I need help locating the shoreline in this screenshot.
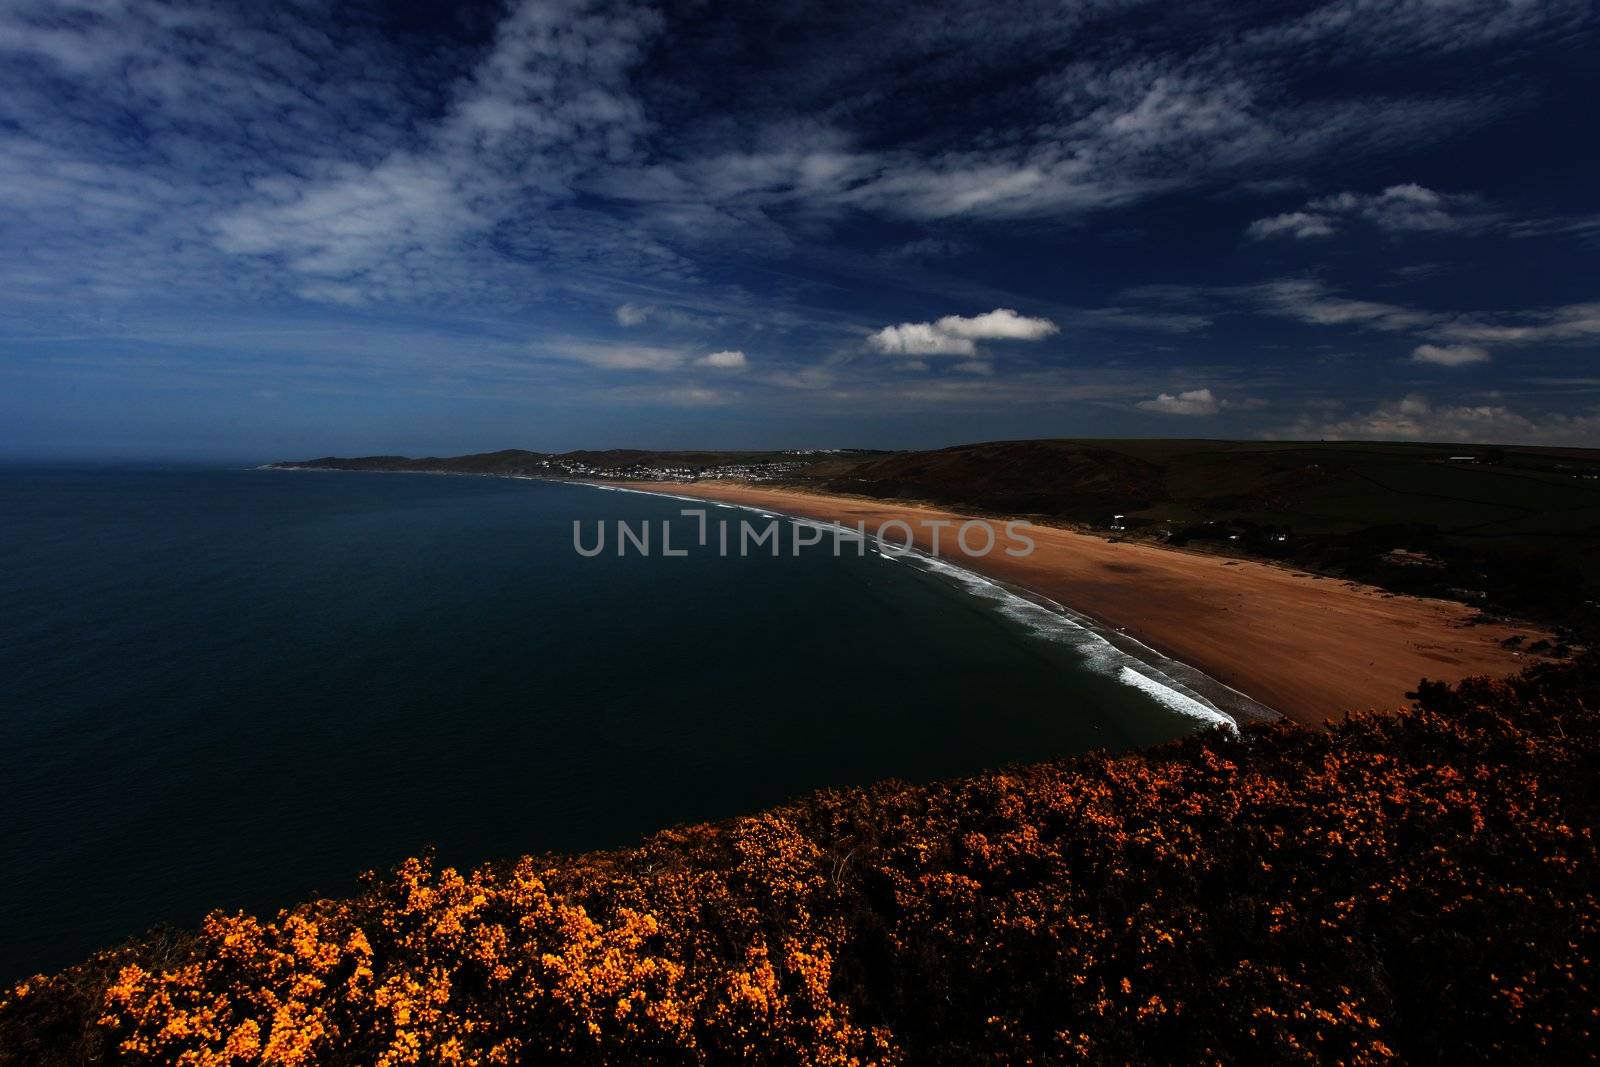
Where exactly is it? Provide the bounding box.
[606,480,1547,727]
[263,465,1549,727]
[587,479,1271,730]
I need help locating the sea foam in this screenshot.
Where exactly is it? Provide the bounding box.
[889,550,1239,731]
[576,483,1251,730]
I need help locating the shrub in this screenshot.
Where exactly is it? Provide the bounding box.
[4,659,1597,1064]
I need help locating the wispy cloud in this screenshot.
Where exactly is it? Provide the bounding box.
[1248,212,1338,240]
[0,0,1581,316]
[615,303,650,326]
[1280,394,1600,446]
[542,341,688,372]
[1431,304,1600,346]
[1249,280,1440,331]
[1412,343,1490,367]
[1308,184,1481,232]
[1249,183,1491,239]
[695,350,747,369]
[0,0,1594,452]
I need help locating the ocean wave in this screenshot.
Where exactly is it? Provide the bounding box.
[574,482,1245,730]
[892,551,1238,731]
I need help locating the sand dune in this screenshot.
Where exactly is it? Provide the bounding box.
[616,481,1546,727]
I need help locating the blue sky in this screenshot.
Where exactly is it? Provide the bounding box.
[2,0,1598,459]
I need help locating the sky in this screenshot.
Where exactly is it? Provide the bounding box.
[2,0,1598,460]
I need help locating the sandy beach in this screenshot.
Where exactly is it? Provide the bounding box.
[616,481,1547,727]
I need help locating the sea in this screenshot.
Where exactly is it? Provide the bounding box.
[0,465,1237,981]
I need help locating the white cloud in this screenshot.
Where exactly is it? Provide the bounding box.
[868,321,976,356]
[606,302,727,330]
[0,0,1577,342]
[1251,183,1487,240]
[1506,213,1600,241]
[587,0,1582,228]
[838,65,1509,222]
[0,0,1587,441]
[1247,212,1336,240]
[1411,343,1490,366]
[1241,284,1600,355]
[695,349,747,368]
[868,307,1058,356]
[198,0,665,303]
[582,2,1551,230]
[934,308,1060,341]
[1244,0,1588,54]
[600,384,730,407]
[1137,387,1222,415]
[1432,303,1600,345]
[540,342,748,373]
[1127,284,1600,387]
[545,342,686,371]
[1307,183,1471,232]
[1283,394,1600,446]
[1251,280,1440,331]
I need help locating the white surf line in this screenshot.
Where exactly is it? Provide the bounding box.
[272,471,1269,727]
[574,481,1268,731]
[919,561,1276,726]
[889,549,1239,731]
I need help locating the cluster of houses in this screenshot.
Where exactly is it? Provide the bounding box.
[533,456,807,483]
[689,462,806,481]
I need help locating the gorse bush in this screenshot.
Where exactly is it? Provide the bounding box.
[3,659,1597,1064]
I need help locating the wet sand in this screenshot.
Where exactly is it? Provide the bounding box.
[615,481,1546,727]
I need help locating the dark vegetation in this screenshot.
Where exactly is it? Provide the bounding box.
[813,440,1600,634]
[274,438,1600,634]
[815,439,1166,518]
[4,657,1598,1064]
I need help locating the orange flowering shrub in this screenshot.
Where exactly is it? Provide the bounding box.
[3,658,1597,1064]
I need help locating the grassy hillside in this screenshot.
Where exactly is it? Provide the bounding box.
[4,658,1596,1065]
[808,439,1600,632]
[815,439,1600,570]
[814,439,1169,518]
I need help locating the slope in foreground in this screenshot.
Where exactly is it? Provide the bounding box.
[2,660,1597,1064]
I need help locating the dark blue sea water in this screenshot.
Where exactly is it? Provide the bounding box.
[0,467,1230,981]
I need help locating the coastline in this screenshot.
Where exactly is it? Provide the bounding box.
[589,479,1269,730]
[263,464,1550,727]
[607,480,1547,727]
